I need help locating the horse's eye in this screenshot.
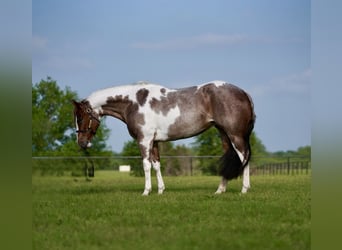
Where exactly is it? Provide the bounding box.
[86,108,91,113]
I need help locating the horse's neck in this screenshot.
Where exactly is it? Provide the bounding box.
[87,86,136,123]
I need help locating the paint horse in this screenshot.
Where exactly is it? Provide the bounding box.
[73,81,255,195]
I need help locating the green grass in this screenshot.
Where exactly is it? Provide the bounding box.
[32,172,310,250]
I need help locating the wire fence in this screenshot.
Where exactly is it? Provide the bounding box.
[32,155,311,177]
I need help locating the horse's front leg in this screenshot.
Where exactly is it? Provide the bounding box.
[139,138,154,196]
[142,158,152,196]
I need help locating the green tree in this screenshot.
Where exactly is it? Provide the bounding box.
[158,142,193,176]
[250,132,267,156]
[191,127,222,175]
[192,127,222,156]
[120,140,140,175]
[162,144,194,176]
[296,146,311,157]
[249,131,268,165]
[270,146,311,164]
[32,77,111,156]
[121,140,141,157]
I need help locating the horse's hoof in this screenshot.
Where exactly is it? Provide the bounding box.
[142,189,151,196]
[158,187,165,195]
[215,187,226,194]
[241,186,250,194]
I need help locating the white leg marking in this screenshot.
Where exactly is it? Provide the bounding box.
[231,142,251,194]
[241,164,250,194]
[215,177,227,194]
[231,142,245,164]
[152,161,165,194]
[142,158,152,196]
[75,116,79,142]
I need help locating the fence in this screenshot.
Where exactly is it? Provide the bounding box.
[251,161,310,175]
[32,155,311,177]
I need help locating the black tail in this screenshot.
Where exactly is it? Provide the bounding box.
[219,137,252,180]
[219,145,244,180]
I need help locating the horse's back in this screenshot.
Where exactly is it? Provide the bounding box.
[198,82,255,133]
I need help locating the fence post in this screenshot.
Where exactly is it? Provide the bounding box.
[287,157,290,175]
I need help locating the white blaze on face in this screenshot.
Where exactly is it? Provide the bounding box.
[75,115,92,147]
[75,116,79,142]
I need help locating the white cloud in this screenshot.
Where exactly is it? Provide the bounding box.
[131,33,248,50]
[250,69,311,97]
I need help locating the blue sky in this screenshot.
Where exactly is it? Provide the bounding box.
[32,0,310,153]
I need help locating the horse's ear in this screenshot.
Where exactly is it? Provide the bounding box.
[72,99,80,108]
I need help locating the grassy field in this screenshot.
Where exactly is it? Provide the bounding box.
[32,171,310,250]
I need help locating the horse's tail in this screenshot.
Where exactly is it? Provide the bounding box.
[219,120,254,180]
[218,141,245,180]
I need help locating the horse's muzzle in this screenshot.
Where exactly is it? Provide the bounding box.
[79,141,92,149]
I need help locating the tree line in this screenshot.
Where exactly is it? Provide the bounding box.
[32,77,310,175]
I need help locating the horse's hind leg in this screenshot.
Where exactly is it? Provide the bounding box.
[241,163,250,193]
[215,177,228,194]
[215,129,229,194]
[230,135,251,193]
[151,142,165,194]
[215,127,251,194]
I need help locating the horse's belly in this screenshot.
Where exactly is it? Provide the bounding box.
[159,116,213,141]
[142,105,212,141]
[168,122,212,140]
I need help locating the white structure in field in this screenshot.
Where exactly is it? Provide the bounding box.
[119,165,131,172]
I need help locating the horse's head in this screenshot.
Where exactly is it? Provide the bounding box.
[72,100,101,149]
